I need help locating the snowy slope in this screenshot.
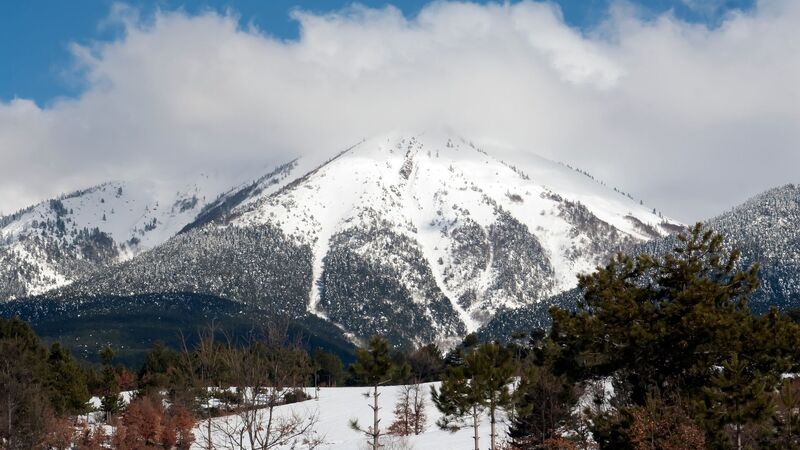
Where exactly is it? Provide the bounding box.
[229,132,680,337]
[0,180,214,299]
[636,183,800,313]
[0,161,310,300]
[480,184,800,341]
[193,382,508,450]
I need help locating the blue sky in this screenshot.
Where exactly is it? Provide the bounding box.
[1,0,754,105]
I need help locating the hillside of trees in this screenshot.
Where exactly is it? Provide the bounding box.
[2,224,800,449]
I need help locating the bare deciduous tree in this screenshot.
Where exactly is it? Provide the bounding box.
[180,321,226,450]
[212,321,323,450]
[388,382,426,436]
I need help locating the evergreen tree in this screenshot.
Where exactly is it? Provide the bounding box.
[432,363,484,450]
[407,343,444,382]
[508,364,575,449]
[312,349,345,387]
[139,341,182,390]
[46,342,90,415]
[0,317,52,448]
[773,378,800,449]
[433,342,516,450]
[100,345,115,366]
[473,343,515,449]
[99,346,123,422]
[702,354,774,450]
[551,224,762,401]
[350,335,394,449]
[548,224,800,446]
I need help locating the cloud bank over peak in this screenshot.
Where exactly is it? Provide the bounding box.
[0,0,798,221]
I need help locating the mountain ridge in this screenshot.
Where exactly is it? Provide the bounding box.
[479,183,800,341]
[2,132,682,346]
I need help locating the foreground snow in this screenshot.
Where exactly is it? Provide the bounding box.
[192,382,507,449]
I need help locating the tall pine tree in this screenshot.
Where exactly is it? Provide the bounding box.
[551,224,762,401]
[473,343,515,449]
[549,223,800,447]
[99,346,123,422]
[350,335,394,450]
[432,342,516,450]
[432,363,484,450]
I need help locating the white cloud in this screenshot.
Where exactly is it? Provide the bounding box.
[0,0,798,221]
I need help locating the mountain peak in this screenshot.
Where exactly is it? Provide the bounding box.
[2,134,685,345]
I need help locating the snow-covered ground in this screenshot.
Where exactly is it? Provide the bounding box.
[192,382,507,450]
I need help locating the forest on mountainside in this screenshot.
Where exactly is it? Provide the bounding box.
[3,224,800,449]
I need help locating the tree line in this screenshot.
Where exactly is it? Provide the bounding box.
[2,223,800,449]
[0,313,447,449]
[343,224,800,449]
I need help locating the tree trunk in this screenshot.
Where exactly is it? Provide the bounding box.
[207,415,213,450]
[7,390,12,439]
[373,384,380,450]
[472,405,480,450]
[490,401,497,450]
[265,403,274,448]
[736,423,742,450]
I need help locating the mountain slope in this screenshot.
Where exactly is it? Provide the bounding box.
[480,184,800,341]
[638,184,800,313]
[0,159,322,300]
[34,132,679,346]
[0,180,213,299]
[0,292,356,366]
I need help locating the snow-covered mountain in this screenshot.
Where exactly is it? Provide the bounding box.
[19,132,680,346]
[639,183,800,313]
[0,161,314,300]
[480,183,800,341]
[230,133,679,333]
[0,179,212,299]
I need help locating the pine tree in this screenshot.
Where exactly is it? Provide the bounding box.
[350,335,394,449]
[0,317,62,447]
[547,223,800,446]
[312,349,345,387]
[433,342,516,450]
[508,365,574,449]
[702,354,774,450]
[472,343,515,449]
[99,346,123,422]
[46,342,90,415]
[774,378,800,449]
[432,363,484,450]
[139,341,182,390]
[408,343,444,382]
[551,224,763,401]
